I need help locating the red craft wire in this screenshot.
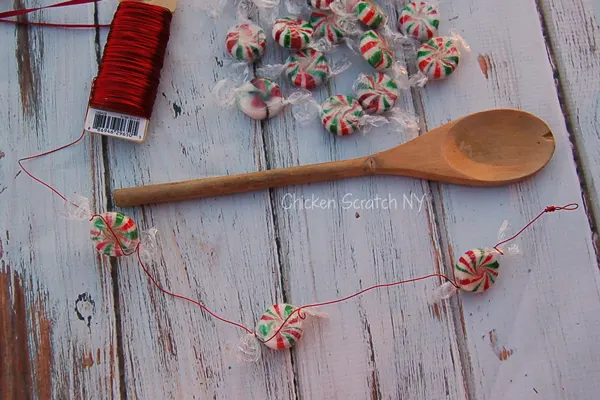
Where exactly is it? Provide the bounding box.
[493,203,579,254]
[16,132,581,346]
[89,1,172,119]
[0,0,108,28]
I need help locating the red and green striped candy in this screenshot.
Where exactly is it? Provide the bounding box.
[308,0,334,10]
[90,212,139,257]
[272,17,315,49]
[417,37,460,80]
[454,249,500,293]
[285,48,331,89]
[398,2,440,42]
[353,0,386,29]
[255,304,304,350]
[354,72,400,114]
[226,23,266,63]
[236,77,285,120]
[310,10,344,44]
[360,30,394,71]
[320,95,364,136]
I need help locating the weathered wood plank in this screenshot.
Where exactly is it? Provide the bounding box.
[256,1,466,398]
[100,3,297,398]
[414,0,600,398]
[537,0,600,241]
[0,1,119,399]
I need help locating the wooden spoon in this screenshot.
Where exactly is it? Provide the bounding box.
[113,109,555,207]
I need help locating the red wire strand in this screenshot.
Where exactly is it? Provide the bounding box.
[0,0,100,19]
[493,203,579,254]
[259,274,458,344]
[18,130,86,205]
[0,18,109,28]
[90,213,255,334]
[89,1,172,119]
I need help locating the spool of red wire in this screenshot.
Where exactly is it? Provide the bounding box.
[85,0,174,142]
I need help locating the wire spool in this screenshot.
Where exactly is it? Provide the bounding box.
[84,0,177,142]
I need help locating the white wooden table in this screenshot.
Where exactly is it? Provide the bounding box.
[2,0,600,398]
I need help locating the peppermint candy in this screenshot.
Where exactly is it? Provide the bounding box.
[272,17,315,49]
[454,249,499,293]
[236,78,285,120]
[398,2,440,42]
[320,95,365,136]
[285,48,331,89]
[310,10,344,43]
[360,30,394,71]
[354,72,400,115]
[255,304,304,350]
[308,0,334,10]
[353,0,386,29]
[226,23,267,63]
[417,37,460,80]
[90,212,140,257]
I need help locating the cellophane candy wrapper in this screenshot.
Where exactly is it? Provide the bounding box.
[257,51,351,90]
[235,334,261,363]
[62,194,93,221]
[253,0,281,23]
[138,227,160,265]
[200,0,228,18]
[213,77,312,120]
[410,29,471,86]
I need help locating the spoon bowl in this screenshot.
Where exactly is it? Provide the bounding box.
[114,109,556,207]
[442,109,555,183]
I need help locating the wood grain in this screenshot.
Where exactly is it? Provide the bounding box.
[252,1,466,398]
[537,0,600,241]
[0,1,119,398]
[413,0,600,398]
[2,0,600,398]
[100,2,297,398]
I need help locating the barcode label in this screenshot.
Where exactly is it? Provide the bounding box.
[84,108,148,142]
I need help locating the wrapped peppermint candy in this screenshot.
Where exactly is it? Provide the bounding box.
[257,49,351,89]
[235,305,327,362]
[62,195,159,260]
[310,9,345,44]
[352,72,420,135]
[292,94,395,136]
[410,30,471,85]
[213,77,312,120]
[225,23,267,64]
[429,220,522,304]
[272,16,315,49]
[223,1,271,68]
[398,1,440,42]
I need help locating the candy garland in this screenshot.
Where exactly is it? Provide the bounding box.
[16,118,578,363]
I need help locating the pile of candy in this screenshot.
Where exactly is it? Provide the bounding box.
[218,0,469,135]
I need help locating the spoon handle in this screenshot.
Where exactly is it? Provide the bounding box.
[113,157,371,207]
